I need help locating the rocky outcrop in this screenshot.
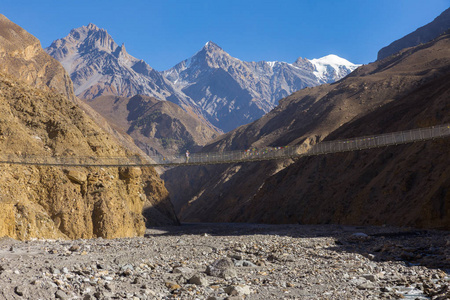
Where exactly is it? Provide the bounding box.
[0,14,75,102]
[0,16,178,240]
[164,33,450,230]
[377,7,450,60]
[85,94,219,157]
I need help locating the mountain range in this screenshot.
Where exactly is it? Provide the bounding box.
[163,22,450,229]
[46,25,359,133]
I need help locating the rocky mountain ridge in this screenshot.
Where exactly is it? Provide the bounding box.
[164,41,359,131]
[46,26,359,132]
[45,24,202,117]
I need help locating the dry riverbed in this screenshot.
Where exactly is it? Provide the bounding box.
[0,223,449,299]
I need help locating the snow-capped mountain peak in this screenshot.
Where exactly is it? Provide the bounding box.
[47,24,360,133]
[309,54,360,83]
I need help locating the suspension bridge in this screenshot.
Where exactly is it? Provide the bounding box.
[1,124,449,167]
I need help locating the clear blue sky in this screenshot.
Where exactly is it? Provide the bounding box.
[3,0,449,71]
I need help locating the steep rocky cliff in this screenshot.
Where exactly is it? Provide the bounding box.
[0,15,75,102]
[164,33,450,229]
[0,15,178,240]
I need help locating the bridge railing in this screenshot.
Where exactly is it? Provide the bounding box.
[0,124,449,167]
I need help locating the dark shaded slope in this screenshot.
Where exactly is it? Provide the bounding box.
[238,69,450,229]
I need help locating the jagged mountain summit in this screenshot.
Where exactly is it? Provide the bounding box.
[164,41,360,131]
[47,25,359,132]
[45,24,201,116]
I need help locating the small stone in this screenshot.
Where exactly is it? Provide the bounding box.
[350,232,370,241]
[55,290,68,300]
[173,266,195,276]
[361,274,377,282]
[432,273,440,279]
[189,273,209,286]
[66,170,87,184]
[243,260,257,267]
[165,281,181,291]
[206,257,237,279]
[224,285,251,296]
[228,253,243,260]
[132,277,143,285]
[69,245,80,252]
[14,286,25,296]
[357,282,376,290]
[105,283,113,291]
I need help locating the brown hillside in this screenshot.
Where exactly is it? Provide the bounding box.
[86,94,219,157]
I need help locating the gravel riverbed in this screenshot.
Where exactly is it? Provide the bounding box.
[0,223,449,299]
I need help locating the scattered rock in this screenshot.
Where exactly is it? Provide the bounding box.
[234,260,257,267]
[55,290,69,300]
[66,170,87,184]
[189,273,209,286]
[224,284,251,296]
[206,258,237,279]
[69,245,80,252]
[165,281,181,291]
[14,286,25,296]
[172,266,195,276]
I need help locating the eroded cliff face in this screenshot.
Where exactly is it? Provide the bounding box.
[0,15,178,240]
[0,14,75,102]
